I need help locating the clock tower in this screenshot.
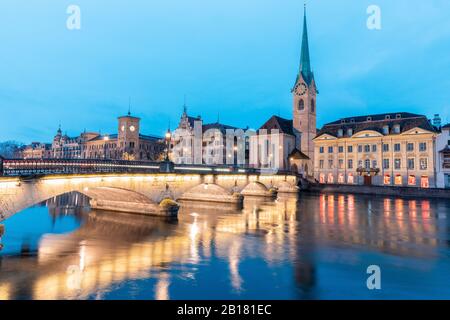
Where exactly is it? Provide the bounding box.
[118,111,140,160]
[292,5,317,165]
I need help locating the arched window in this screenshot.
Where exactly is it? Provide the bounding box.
[311,99,315,113]
[298,99,304,110]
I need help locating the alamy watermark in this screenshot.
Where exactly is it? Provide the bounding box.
[366,265,381,290]
[66,5,81,30]
[367,5,382,30]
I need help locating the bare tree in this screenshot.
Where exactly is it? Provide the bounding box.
[0,141,23,159]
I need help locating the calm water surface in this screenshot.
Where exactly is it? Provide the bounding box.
[0,192,449,300]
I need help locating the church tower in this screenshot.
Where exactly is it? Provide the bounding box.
[292,5,317,164]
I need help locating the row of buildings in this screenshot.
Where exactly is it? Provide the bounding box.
[17,113,165,162]
[16,7,450,189]
[168,8,449,189]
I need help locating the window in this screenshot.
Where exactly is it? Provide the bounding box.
[358,160,363,168]
[338,129,343,137]
[395,174,403,185]
[394,124,401,133]
[383,144,389,152]
[421,176,429,188]
[372,160,377,168]
[348,173,354,184]
[339,159,344,169]
[348,159,353,169]
[365,159,370,169]
[384,175,391,185]
[408,158,415,170]
[364,145,370,152]
[394,143,401,152]
[319,160,324,169]
[383,126,389,135]
[328,160,333,169]
[408,175,416,186]
[407,143,414,152]
[383,159,390,169]
[347,128,353,136]
[319,174,325,184]
[367,117,372,121]
[328,146,333,153]
[420,158,428,170]
[372,145,377,152]
[311,99,315,113]
[358,145,363,153]
[298,99,304,110]
[327,173,334,183]
[338,173,345,184]
[419,142,427,152]
[338,146,344,153]
[394,158,401,170]
[319,146,324,154]
[348,145,353,153]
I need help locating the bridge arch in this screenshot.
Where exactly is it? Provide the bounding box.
[178,183,243,204]
[241,181,275,197]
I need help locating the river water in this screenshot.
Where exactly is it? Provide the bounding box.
[0,192,449,300]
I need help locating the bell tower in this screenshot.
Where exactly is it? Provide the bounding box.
[292,5,317,163]
[118,110,140,160]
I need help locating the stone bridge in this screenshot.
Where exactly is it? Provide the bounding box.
[0,171,298,221]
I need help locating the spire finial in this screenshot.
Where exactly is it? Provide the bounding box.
[298,1,312,84]
[128,96,131,116]
[183,94,187,114]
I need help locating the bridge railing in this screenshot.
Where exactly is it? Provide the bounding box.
[0,158,294,177]
[0,159,161,177]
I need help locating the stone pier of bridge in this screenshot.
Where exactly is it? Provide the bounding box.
[0,172,298,221]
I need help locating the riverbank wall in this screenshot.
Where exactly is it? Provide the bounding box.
[306,183,450,199]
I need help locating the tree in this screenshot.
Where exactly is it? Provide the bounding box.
[0,141,23,159]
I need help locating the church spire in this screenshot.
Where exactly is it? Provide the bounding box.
[298,4,313,85]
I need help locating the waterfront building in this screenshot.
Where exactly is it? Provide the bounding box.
[436,123,450,188]
[18,142,52,159]
[251,7,316,175]
[17,113,165,161]
[171,106,249,165]
[313,112,438,188]
[82,113,164,161]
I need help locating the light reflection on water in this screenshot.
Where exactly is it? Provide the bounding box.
[0,192,449,300]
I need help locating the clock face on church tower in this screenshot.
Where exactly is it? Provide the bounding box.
[295,83,307,96]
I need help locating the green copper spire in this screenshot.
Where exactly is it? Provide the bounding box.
[298,4,314,85]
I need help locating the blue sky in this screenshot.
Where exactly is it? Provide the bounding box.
[0,0,449,143]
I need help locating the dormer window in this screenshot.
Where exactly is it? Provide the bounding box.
[341,119,346,124]
[396,114,402,119]
[347,128,353,136]
[394,124,401,134]
[383,125,389,135]
[350,119,355,123]
[337,129,343,137]
[385,115,391,120]
[367,116,372,121]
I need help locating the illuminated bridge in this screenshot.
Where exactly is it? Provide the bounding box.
[0,159,299,221]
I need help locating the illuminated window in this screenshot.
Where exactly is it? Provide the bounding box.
[384,174,391,185]
[338,173,345,184]
[348,173,354,184]
[327,173,334,183]
[421,176,429,188]
[319,173,325,184]
[408,175,416,186]
[395,175,403,185]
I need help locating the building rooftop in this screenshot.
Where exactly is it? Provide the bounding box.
[316,112,437,138]
[259,115,295,136]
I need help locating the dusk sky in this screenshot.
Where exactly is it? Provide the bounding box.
[0,0,449,143]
